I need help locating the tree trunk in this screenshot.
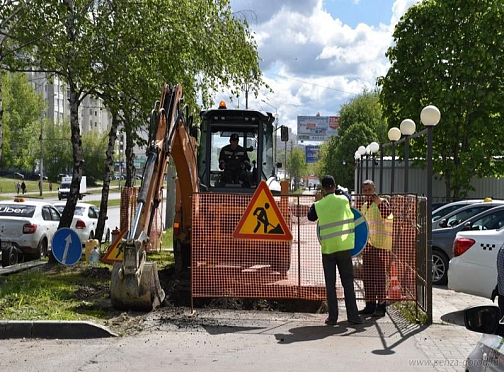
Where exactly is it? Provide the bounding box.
[124,113,134,188]
[0,71,3,167]
[95,112,120,242]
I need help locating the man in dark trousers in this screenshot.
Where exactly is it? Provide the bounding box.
[308,175,362,326]
[359,180,393,317]
[219,133,250,186]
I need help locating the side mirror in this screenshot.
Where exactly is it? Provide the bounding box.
[276,162,283,169]
[439,218,447,228]
[464,305,500,334]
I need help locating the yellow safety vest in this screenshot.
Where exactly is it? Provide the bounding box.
[314,194,355,254]
[361,200,393,251]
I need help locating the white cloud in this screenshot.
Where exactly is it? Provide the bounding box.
[228,0,420,134]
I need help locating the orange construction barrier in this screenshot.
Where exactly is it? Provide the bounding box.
[388,263,402,300]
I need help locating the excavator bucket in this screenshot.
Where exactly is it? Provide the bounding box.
[110,261,165,312]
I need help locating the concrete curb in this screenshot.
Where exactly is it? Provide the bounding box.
[0,321,118,339]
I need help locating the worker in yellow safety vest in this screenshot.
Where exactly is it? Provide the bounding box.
[308,175,362,326]
[359,179,393,318]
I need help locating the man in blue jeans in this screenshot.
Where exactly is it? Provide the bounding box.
[308,175,362,326]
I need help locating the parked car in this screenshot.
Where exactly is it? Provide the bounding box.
[448,226,504,298]
[464,305,504,371]
[433,205,504,285]
[53,202,110,246]
[433,199,504,230]
[0,199,60,266]
[432,199,482,224]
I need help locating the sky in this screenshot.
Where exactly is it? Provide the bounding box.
[224,0,420,136]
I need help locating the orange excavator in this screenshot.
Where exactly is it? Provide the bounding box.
[110,84,286,311]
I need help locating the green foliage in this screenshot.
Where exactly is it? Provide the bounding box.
[82,130,108,184]
[319,123,377,190]
[338,90,388,143]
[289,147,308,186]
[43,120,73,181]
[378,0,504,199]
[2,72,44,171]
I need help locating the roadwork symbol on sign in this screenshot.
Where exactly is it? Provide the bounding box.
[102,229,127,263]
[233,181,292,241]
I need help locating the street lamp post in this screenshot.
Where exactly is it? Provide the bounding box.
[357,146,366,192]
[39,118,43,196]
[400,119,416,193]
[365,145,371,180]
[261,100,278,165]
[387,127,401,193]
[370,142,379,182]
[354,151,361,193]
[379,144,384,193]
[420,105,441,326]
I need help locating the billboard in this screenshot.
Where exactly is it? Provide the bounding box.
[297,115,339,141]
[305,145,320,164]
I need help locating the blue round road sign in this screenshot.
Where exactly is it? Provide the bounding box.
[51,228,82,266]
[350,208,369,257]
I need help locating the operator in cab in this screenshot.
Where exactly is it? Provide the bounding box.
[219,133,251,186]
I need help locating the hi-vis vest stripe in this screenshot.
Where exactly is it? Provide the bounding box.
[314,194,355,254]
[361,201,393,251]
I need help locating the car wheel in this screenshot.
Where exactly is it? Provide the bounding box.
[105,229,110,243]
[432,249,449,285]
[34,238,48,260]
[2,247,19,267]
[58,195,61,200]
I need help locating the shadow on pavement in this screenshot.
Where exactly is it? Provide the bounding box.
[275,324,351,344]
[440,310,465,326]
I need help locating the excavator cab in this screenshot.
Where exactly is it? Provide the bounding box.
[198,106,280,193]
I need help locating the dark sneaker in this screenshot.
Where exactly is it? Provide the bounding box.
[348,317,363,325]
[358,302,376,315]
[372,305,386,318]
[325,317,338,325]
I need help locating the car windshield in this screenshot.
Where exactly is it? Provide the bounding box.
[60,183,71,188]
[54,206,85,216]
[0,204,36,218]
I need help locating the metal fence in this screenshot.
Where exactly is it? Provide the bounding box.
[191,192,430,321]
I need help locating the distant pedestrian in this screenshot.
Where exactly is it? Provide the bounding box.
[16,181,20,195]
[49,182,53,192]
[38,179,42,193]
[21,181,26,194]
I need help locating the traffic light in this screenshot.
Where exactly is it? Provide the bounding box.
[281,126,289,142]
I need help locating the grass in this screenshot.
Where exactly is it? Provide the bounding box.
[0,248,174,322]
[0,177,59,195]
[392,301,428,325]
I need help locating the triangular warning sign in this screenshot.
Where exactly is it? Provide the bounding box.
[102,229,127,263]
[233,181,292,241]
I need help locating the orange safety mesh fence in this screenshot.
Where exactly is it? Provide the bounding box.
[120,187,163,252]
[192,192,425,302]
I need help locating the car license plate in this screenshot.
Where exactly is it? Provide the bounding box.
[1,241,14,249]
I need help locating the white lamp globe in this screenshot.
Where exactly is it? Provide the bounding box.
[388,127,401,141]
[400,119,416,135]
[420,105,441,127]
[369,142,379,153]
[366,145,371,155]
[354,152,361,160]
[357,146,366,156]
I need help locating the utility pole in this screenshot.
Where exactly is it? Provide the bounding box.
[39,118,43,196]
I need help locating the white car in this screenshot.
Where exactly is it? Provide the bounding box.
[53,202,110,246]
[0,199,61,266]
[448,227,504,298]
[432,199,482,223]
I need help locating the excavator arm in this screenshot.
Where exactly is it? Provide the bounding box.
[111,84,198,311]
